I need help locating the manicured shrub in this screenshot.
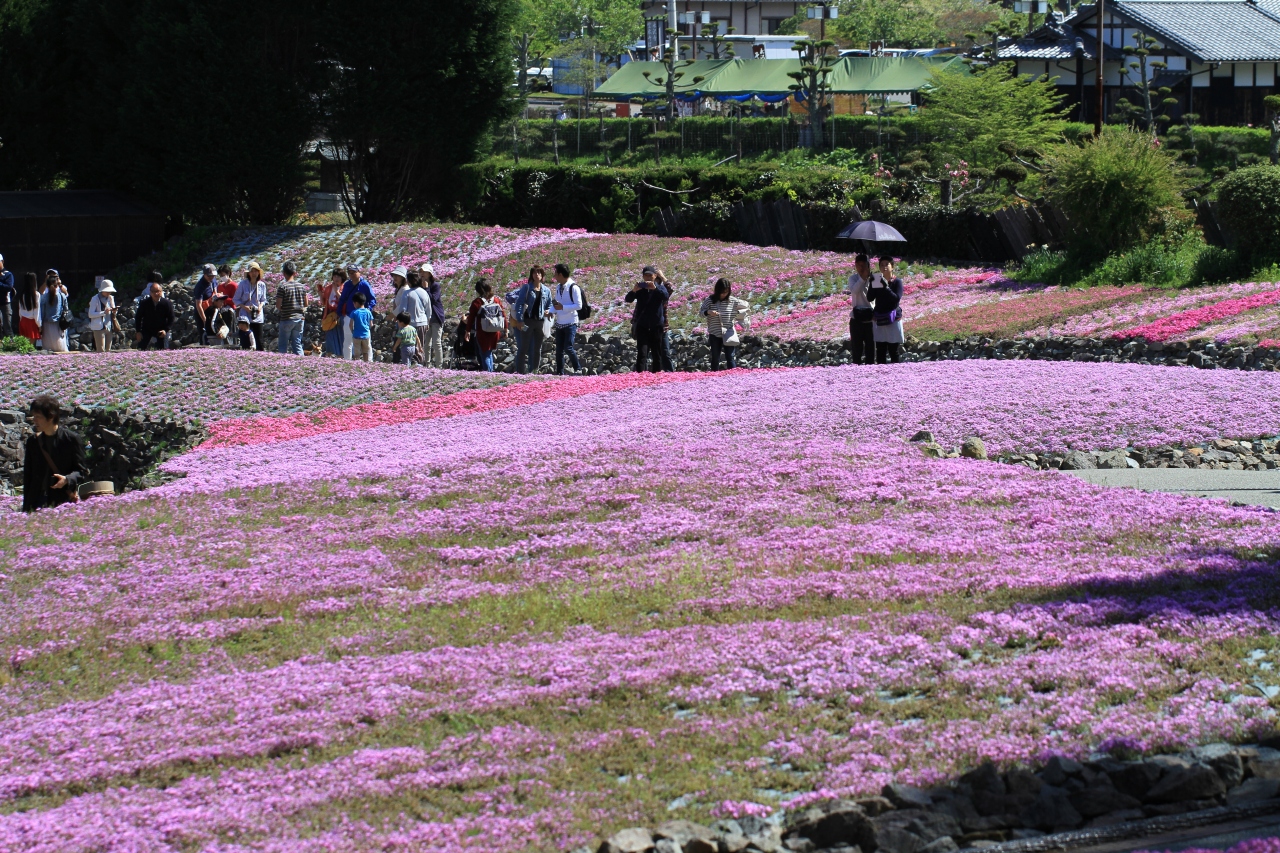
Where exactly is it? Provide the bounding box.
[1215,165,1280,263]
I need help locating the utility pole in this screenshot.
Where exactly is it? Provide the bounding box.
[1095,0,1105,136]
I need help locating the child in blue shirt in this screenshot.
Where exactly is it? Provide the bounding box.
[349,293,373,362]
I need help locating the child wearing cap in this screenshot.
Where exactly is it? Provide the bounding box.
[393,312,417,366]
[237,317,255,351]
[349,293,373,362]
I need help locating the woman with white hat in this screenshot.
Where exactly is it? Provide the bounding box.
[234,261,268,351]
[387,266,410,321]
[88,279,118,352]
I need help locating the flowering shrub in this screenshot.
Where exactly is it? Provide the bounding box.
[3,362,1280,850]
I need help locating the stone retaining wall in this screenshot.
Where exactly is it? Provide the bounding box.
[0,407,204,496]
[588,744,1280,853]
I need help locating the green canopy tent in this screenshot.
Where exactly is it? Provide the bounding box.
[592,59,737,100]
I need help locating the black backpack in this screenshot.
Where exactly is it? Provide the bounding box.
[575,284,592,321]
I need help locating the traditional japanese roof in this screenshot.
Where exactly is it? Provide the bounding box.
[993,16,1124,61]
[1077,0,1280,62]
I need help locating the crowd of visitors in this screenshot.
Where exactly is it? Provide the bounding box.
[0,252,909,369]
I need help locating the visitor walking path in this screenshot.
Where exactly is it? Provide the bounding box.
[1060,468,1280,509]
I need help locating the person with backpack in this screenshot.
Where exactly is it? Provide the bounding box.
[464,278,506,373]
[192,264,217,344]
[699,278,750,371]
[22,394,87,512]
[512,265,552,375]
[551,262,587,376]
[624,266,671,373]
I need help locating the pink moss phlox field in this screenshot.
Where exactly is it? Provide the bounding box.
[6,360,1280,850]
[0,350,532,424]
[165,361,1280,494]
[202,370,713,447]
[1112,287,1280,343]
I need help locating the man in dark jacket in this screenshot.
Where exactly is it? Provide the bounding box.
[624,266,672,373]
[135,282,175,350]
[23,395,87,512]
[0,253,14,337]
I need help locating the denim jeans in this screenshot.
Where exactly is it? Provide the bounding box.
[517,325,545,374]
[475,338,495,372]
[399,345,417,365]
[278,319,304,355]
[554,324,581,374]
[709,334,737,370]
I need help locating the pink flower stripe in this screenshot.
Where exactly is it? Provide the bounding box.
[1113,289,1280,342]
[200,371,715,448]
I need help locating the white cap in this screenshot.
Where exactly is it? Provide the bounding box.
[97,279,117,294]
[0,253,4,262]
[420,263,434,275]
[391,265,408,280]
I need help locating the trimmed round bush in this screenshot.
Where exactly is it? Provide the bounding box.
[1215,165,1280,261]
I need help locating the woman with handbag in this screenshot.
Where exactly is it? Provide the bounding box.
[40,269,70,353]
[22,394,88,512]
[700,278,750,371]
[320,268,345,357]
[869,257,905,364]
[845,253,875,365]
[463,278,506,373]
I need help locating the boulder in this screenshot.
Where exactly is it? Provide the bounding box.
[919,839,958,853]
[600,828,655,853]
[1247,748,1280,780]
[784,801,875,851]
[960,437,987,460]
[1019,785,1083,830]
[1144,764,1226,803]
[655,820,719,853]
[1039,756,1083,786]
[909,430,934,443]
[1069,786,1141,817]
[1059,451,1097,471]
[872,827,922,853]
[1096,451,1129,469]
[1226,777,1280,805]
[1108,762,1162,799]
[882,784,933,810]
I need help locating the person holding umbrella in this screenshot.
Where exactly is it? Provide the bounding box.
[844,253,875,365]
[868,256,905,364]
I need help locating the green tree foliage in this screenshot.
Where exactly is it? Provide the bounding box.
[1045,126,1188,261]
[1215,165,1280,263]
[536,0,641,66]
[919,63,1067,170]
[0,0,518,224]
[0,0,320,224]
[319,0,517,222]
